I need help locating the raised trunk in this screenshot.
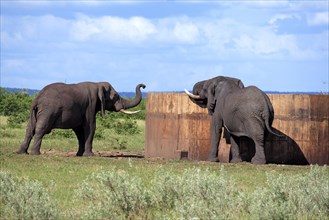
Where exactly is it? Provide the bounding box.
[121,84,146,109]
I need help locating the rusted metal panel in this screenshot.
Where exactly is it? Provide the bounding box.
[145,93,329,165]
[309,95,329,164]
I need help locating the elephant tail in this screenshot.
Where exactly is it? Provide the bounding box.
[262,93,283,137]
[264,114,283,137]
[28,104,38,135]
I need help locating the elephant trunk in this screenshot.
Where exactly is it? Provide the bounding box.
[121,84,146,109]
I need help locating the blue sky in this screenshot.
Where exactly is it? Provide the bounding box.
[1,0,328,92]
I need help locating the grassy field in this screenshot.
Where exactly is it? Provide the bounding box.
[1,116,328,219]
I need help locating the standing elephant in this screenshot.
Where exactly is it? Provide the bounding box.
[185,76,280,164]
[17,82,146,156]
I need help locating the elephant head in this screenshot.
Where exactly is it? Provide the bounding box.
[98,83,146,116]
[185,76,244,109]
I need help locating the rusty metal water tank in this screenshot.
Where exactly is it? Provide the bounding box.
[145,93,329,165]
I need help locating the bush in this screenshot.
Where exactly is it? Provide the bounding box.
[98,114,140,135]
[248,165,329,220]
[76,167,241,219]
[113,119,140,135]
[76,168,152,219]
[0,88,34,118]
[151,167,244,219]
[7,111,30,128]
[0,171,58,220]
[47,129,75,139]
[76,166,328,220]
[0,88,34,128]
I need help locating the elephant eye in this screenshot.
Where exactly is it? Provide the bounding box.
[111,93,120,101]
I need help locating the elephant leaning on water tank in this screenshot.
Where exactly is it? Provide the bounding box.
[17,82,146,156]
[185,76,281,164]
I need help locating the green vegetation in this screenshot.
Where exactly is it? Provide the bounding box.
[0,171,58,220]
[75,166,328,219]
[0,88,328,219]
[0,88,35,128]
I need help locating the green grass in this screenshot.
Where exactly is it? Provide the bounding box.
[1,116,328,219]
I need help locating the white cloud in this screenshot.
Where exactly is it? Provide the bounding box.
[234,30,299,57]
[307,12,329,26]
[3,12,325,60]
[174,22,199,43]
[70,15,156,42]
[269,14,300,25]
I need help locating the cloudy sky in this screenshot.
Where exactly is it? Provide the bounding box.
[1,0,328,92]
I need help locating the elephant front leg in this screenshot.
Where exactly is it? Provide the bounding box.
[73,126,85,156]
[209,115,223,162]
[82,121,96,156]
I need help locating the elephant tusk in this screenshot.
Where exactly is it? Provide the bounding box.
[120,109,141,115]
[184,89,202,99]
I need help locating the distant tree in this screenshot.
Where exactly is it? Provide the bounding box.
[0,88,35,127]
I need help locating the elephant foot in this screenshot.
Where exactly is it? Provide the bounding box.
[30,150,41,155]
[251,157,266,164]
[83,151,95,157]
[76,151,84,157]
[208,157,219,162]
[16,148,28,154]
[230,157,243,163]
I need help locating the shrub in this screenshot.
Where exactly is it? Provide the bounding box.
[248,165,329,220]
[151,167,244,219]
[113,119,140,135]
[112,137,128,150]
[76,167,242,219]
[76,168,152,219]
[98,114,140,135]
[0,171,58,220]
[47,129,75,139]
[76,166,328,220]
[0,89,34,118]
[7,111,30,128]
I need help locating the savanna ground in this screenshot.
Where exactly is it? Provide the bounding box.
[0,90,328,219]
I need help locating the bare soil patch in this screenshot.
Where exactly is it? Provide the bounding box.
[43,149,144,158]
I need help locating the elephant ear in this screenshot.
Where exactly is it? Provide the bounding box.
[237,80,244,88]
[98,85,106,117]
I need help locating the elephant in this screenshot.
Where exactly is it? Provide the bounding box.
[186,76,244,115]
[185,76,281,164]
[17,82,146,156]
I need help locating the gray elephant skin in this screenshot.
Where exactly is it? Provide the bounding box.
[186,76,280,164]
[17,82,146,156]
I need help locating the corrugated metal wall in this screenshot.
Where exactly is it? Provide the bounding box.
[145,93,329,165]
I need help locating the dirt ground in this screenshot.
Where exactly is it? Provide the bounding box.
[43,149,144,158]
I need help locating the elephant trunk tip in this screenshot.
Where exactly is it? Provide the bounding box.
[138,84,146,89]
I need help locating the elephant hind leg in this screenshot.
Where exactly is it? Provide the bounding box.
[30,132,45,155]
[250,134,266,164]
[30,119,54,155]
[17,120,35,154]
[229,136,242,163]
